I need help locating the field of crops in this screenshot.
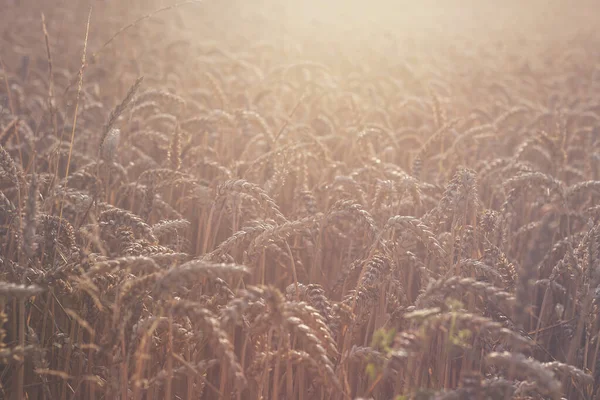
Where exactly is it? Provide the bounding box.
[2,1,600,399]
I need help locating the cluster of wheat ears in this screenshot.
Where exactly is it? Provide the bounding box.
[2,1,600,399]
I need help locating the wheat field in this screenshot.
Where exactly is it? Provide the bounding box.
[2,1,600,399]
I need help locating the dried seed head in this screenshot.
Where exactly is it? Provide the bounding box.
[100,128,120,162]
